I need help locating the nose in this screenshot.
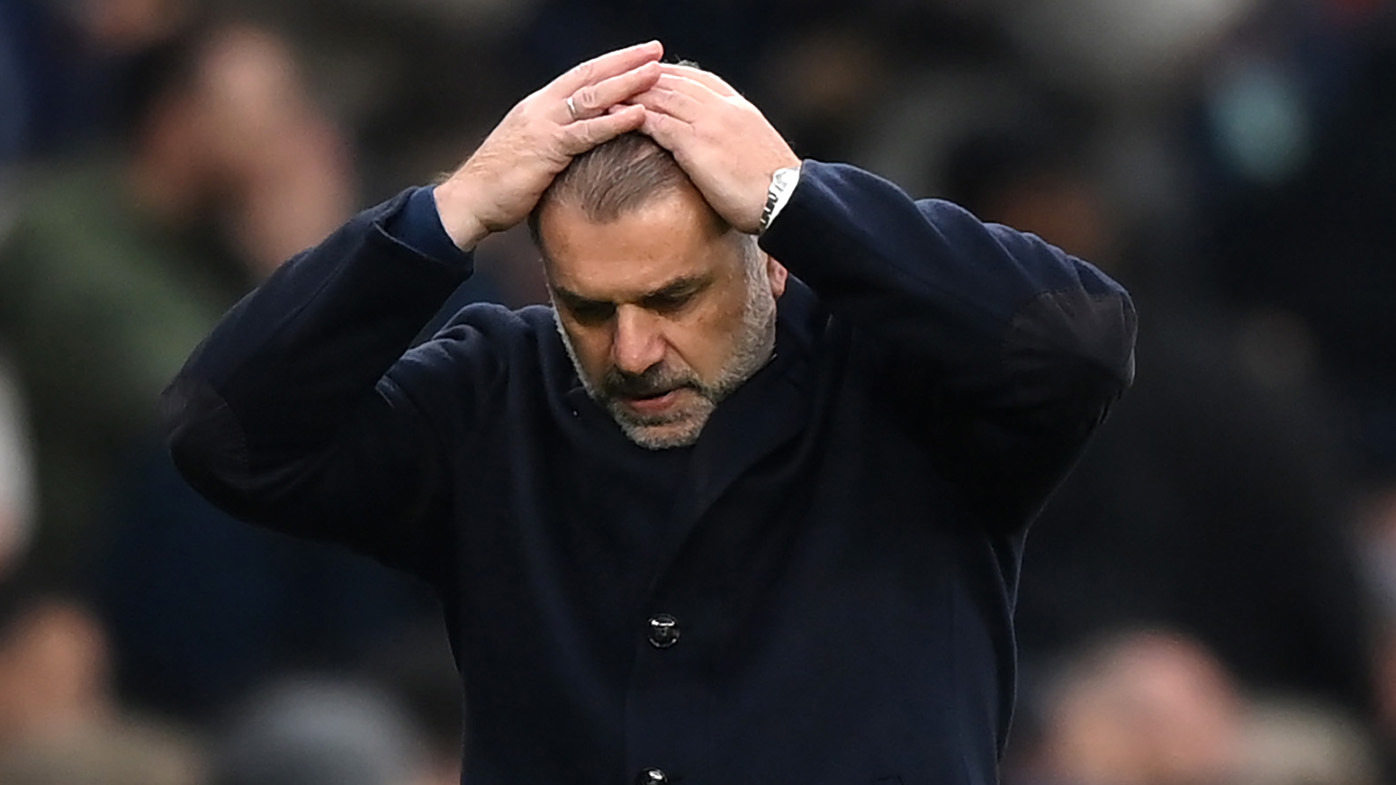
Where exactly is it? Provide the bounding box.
[611,305,667,375]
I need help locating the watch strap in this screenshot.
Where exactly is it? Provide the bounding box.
[758,165,802,235]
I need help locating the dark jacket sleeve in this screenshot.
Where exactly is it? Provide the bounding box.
[160,189,494,577]
[759,161,1138,527]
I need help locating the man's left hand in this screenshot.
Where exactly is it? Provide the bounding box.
[629,64,800,234]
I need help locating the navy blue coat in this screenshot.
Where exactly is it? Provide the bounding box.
[163,161,1136,785]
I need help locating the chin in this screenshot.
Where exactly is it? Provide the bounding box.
[620,418,704,450]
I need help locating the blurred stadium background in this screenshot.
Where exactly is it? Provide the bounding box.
[1,0,1394,783]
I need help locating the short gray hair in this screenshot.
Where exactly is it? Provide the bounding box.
[527,132,713,250]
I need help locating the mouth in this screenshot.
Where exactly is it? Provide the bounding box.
[620,388,684,416]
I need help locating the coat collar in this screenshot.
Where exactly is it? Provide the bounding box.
[551,279,828,592]
[655,279,826,580]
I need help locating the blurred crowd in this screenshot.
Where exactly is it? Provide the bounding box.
[0,0,1394,782]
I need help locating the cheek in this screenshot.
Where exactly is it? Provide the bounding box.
[670,302,744,376]
[567,326,615,374]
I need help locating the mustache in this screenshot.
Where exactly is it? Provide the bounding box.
[601,366,699,398]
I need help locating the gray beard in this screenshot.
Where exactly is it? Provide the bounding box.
[553,263,777,450]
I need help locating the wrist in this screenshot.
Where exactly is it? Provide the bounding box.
[432,178,492,250]
[758,162,802,235]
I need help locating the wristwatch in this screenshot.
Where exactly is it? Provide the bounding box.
[758,165,802,235]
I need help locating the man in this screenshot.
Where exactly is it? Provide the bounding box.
[163,41,1136,784]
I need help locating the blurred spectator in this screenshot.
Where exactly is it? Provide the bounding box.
[186,24,355,274]
[755,23,895,161]
[938,112,1377,718]
[0,19,352,579]
[1240,697,1381,785]
[0,0,192,161]
[996,0,1261,101]
[0,564,204,785]
[0,720,204,785]
[0,570,110,747]
[1009,629,1248,785]
[1357,485,1396,757]
[212,677,429,785]
[362,622,465,785]
[16,19,452,722]
[1012,630,1383,785]
[0,12,445,728]
[1194,2,1396,464]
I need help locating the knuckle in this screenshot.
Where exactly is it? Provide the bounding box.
[574,85,596,110]
[515,97,544,120]
[564,126,597,154]
[503,101,530,125]
[581,120,607,144]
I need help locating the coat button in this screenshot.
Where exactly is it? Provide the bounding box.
[647,613,681,648]
[636,768,669,784]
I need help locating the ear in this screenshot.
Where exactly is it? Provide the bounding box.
[765,254,788,298]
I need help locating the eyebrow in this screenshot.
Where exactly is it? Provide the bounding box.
[552,273,715,311]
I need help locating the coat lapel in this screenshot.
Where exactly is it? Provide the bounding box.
[649,281,826,581]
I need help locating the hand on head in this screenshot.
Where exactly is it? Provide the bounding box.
[627,64,800,234]
[434,43,800,249]
[434,41,664,250]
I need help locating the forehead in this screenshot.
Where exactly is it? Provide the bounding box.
[538,187,739,300]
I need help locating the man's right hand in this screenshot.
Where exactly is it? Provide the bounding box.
[433,41,664,250]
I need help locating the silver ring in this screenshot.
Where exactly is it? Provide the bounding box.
[565,95,579,121]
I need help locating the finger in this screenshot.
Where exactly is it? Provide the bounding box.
[627,84,705,123]
[638,108,692,152]
[652,72,729,106]
[567,61,662,120]
[552,40,663,97]
[557,104,648,156]
[658,63,740,97]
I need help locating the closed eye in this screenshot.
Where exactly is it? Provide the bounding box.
[641,291,696,315]
[640,275,711,315]
[552,273,712,324]
[567,300,615,325]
